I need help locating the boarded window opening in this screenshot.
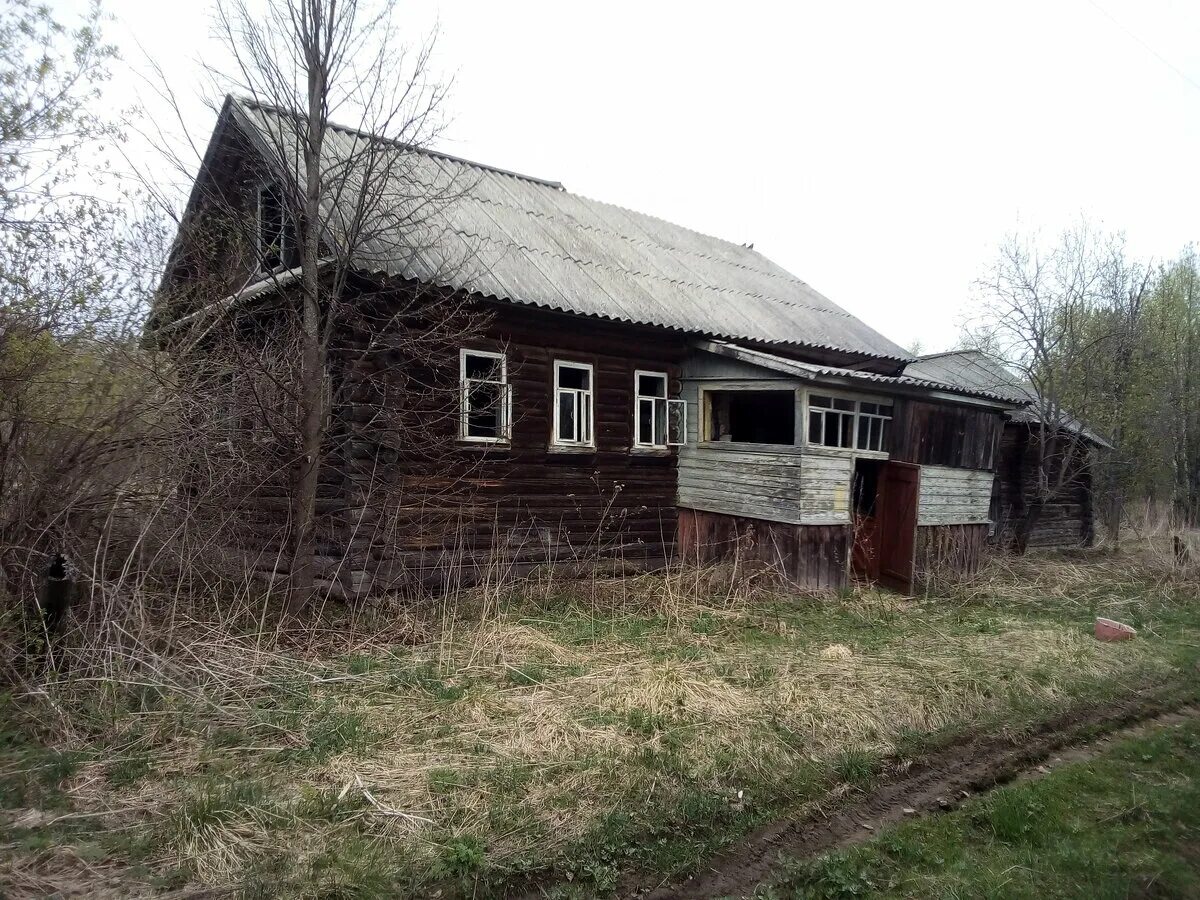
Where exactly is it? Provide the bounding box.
[705,390,795,445]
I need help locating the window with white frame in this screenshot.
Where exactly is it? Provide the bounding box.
[460,349,510,442]
[553,360,594,446]
[855,400,892,452]
[807,393,893,452]
[257,182,292,272]
[635,370,687,448]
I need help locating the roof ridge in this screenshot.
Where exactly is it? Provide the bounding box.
[234,95,565,190]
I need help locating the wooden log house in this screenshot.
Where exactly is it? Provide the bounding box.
[152,96,1063,595]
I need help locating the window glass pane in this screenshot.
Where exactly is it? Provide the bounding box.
[808,410,822,444]
[558,391,575,441]
[878,405,893,418]
[810,395,832,409]
[259,184,285,268]
[653,397,667,445]
[840,413,853,446]
[861,402,877,415]
[581,391,592,443]
[870,417,882,450]
[467,381,500,437]
[465,353,501,380]
[833,397,855,411]
[856,418,869,449]
[667,399,686,445]
[558,364,589,390]
[638,373,666,397]
[823,411,839,446]
[879,418,889,450]
[637,397,653,444]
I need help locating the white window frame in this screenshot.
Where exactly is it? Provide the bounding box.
[552,360,595,448]
[459,348,511,443]
[634,369,669,448]
[804,389,894,453]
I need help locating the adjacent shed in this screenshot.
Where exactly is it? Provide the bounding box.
[904,350,1111,551]
[676,342,1016,591]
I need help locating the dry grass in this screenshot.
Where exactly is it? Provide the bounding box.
[2,538,1198,897]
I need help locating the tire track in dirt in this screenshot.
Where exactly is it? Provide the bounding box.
[626,692,1200,900]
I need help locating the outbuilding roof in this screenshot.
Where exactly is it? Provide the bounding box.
[694,341,1019,407]
[905,350,1113,448]
[226,96,912,363]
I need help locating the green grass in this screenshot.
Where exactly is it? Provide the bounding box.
[1,546,1198,898]
[760,715,1200,900]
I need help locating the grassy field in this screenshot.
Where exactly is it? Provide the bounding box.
[1,543,1198,897]
[756,711,1200,899]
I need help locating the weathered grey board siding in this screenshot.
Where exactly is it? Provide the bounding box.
[677,445,853,526]
[678,380,855,526]
[917,465,992,526]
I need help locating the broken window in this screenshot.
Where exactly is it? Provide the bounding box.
[460,349,510,442]
[807,394,892,452]
[634,371,687,448]
[704,390,795,445]
[554,360,593,446]
[257,182,293,272]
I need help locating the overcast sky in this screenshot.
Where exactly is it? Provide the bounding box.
[97,0,1200,353]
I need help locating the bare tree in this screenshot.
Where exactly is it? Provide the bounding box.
[966,223,1131,551]
[148,0,493,611]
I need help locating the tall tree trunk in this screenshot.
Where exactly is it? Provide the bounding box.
[286,3,330,614]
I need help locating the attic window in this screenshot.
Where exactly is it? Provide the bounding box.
[704,390,795,445]
[257,182,292,271]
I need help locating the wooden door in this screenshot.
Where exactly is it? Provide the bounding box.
[877,461,920,593]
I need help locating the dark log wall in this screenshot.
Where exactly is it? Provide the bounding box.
[678,507,849,591]
[993,423,1095,550]
[891,398,1003,471]
[336,301,687,591]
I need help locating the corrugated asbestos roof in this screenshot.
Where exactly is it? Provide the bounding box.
[228,97,912,362]
[903,350,1030,404]
[696,341,1018,406]
[905,350,1113,448]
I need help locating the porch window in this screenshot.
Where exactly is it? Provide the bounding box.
[704,390,795,444]
[257,182,292,272]
[807,394,892,452]
[855,401,892,452]
[554,360,594,446]
[460,349,510,442]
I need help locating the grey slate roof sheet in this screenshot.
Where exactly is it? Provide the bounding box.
[903,350,1030,404]
[230,98,911,362]
[697,341,1019,405]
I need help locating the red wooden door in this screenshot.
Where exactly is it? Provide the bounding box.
[877,461,920,593]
